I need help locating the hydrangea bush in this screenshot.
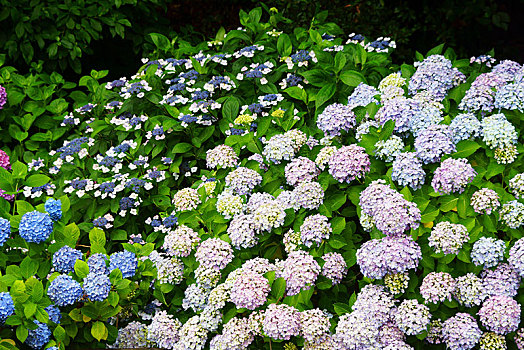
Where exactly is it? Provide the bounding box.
[0,5,523,350]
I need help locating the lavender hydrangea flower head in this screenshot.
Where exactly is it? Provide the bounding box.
[52,246,83,273]
[515,328,524,350]
[195,238,233,270]
[225,167,262,195]
[316,103,356,137]
[335,312,380,349]
[230,270,269,310]
[375,97,418,133]
[352,284,396,322]
[478,295,521,335]
[328,144,370,183]
[500,200,524,229]
[177,315,208,350]
[210,317,254,350]
[441,313,482,350]
[172,187,201,212]
[431,158,476,195]
[481,263,521,298]
[262,303,301,340]
[508,237,524,277]
[409,105,444,137]
[112,321,149,349]
[391,152,426,190]
[453,273,486,307]
[356,235,422,279]
[471,188,501,214]
[347,83,379,108]
[321,252,347,285]
[414,124,455,164]
[0,86,6,110]
[300,309,331,346]
[450,113,482,143]
[428,221,469,255]
[394,299,431,335]
[147,310,182,349]
[292,181,324,210]
[163,225,200,257]
[279,250,320,296]
[378,321,406,347]
[227,214,258,249]
[216,191,244,219]
[206,144,238,169]
[285,157,320,187]
[495,80,524,112]
[420,272,456,304]
[299,214,331,248]
[471,237,506,268]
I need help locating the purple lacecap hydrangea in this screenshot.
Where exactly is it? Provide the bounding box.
[262,303,301,340]
[391,152,426,190]
[420,272,456,304]
[230,270,270,310]
[356,235,422,280]
[284,157,320,187]
[321,252,347,285]
[471,237,505,268]
[225,167,262,195]
[508,237,524,277]
[195,238,233,271]
[359,179,421,236]
[316,103,356,137]
[299,214,331,248]
[109,251,137,278]
[481,263,521,298]
[52,246,83,273]
[278,250,320,296]
[478,295,521,335]
[414,124,455,164]
[431,158,476,195]
[48,274,83,306]
[227,214,258,249]
[441,313,482,350]
[470,188,500,215]
[83,273,111,301]
[328,144,370,183]
[394,299,431,335]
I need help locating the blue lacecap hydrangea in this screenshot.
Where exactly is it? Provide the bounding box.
[52,246,83,273]
[19,211,53,244]
[88,253,109,275]
[44,198,62,221]
[0,292,14,324]
[25,321,51,349]
[0,217,10,246]
[44,304,62,324]
[83,273,111,301]
[109,250,138,278]
[47,274,83,307]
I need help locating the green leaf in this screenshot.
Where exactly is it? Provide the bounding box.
[340,70,366,87]
[271,277,286,299]
[284,86,307,103]
[54,325,66,342]
[222,97,239,120]
[89,228,106,254]
[91,321,107,341]
[16,325,28,342]
[24,302,37,318]
[333,302,350,315]
[74,260,89,279]
[300,69,333,88]
[149,33,171,51]
[24,174,51,188]
[172,143,192,154]
[453,140,480,158]
[12,161,28,179]
[315,83,336,109]
[276,33,292,57]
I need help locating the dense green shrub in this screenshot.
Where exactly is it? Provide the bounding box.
[0,5,524,350]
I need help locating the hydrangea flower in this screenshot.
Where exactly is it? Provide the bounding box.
[284,157,320,187]
[299,214,331,248]
[450,113,482,143]
[453,273,486,307]
[394,299,431,335]
[48,274,83,306]
[0,150,11,170]
[428,221,469,255]
[478,295,521,335]
[374,135,404,162]
[44,198,62,221]
[384,272,409,295]
[300,309,331,346]
[262,303,301,340]
[420,272,456,304]
[481,113,518,150]
[479,332,507,350]
[19,211,54,243]
[252,200,286,232]
[109,250,138,278]
[206,144,238,169]
[0,292,14,324]
[431,158,476,195]
[44,304,62,324]
[316,103,356,137]
[292,181,324,210]
[52,246,83,273]
[347,83,379,108]
[0,86,6,109]
[225,167,262,195]
[500,200,524,229]
[195,238,233,271]
[0,217,10,246]
[83,273,111,301]
[147,310,182,349]
[335,312,380,349]
[356,235,422,279]
[482,263,521,298]
[328,144,370,183]
[442,313,482,350]
[321,252,347,285]
[375,97,417,133]
[163,225,200,257]
[414,124,456,164]
[391,152,426,190]
[409,55,465,100]
[216,192,244,219]
[227,214,258,249]
[177,315,208,350]
[494,81,524,112]
[25,321,51,349]
[87,253,109,275]
[172,187,201,212]
[471,188,501,214]
[230,270,270,310]
[508,237,524,277]
[262,133,296,164]
[279,250,320,296]
[509,173,524,199]
[471,237,506,268]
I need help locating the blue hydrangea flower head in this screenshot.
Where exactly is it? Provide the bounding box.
[19,211,53,244]
[471,237,506,268]
[52,246,83,273]
[25,321,51,349]
[109,250,138,278]
[44,198,62,221]
[0,217,10,246]
[83,273,111,301]
[44,304,61,324]
[87,253,109,275]
[47,274,82,307]
[0,292,14,324]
